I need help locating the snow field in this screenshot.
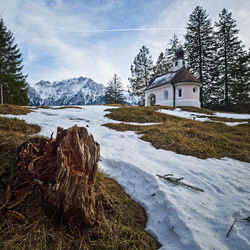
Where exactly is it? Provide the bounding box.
[1,106,249,250]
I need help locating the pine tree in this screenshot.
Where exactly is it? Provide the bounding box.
[104,74,125,104]
[128,45,153,97]
[230,49,250,105]
[214,9,248,105]
[184,6,215,106]
[165,34,180,71]
[152,35,180,77]
[0,18,29,105]
[152,52,169,77]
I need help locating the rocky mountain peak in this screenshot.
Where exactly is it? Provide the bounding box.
[28,77,105,106]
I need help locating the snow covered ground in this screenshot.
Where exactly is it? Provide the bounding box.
[1,106,250,250]
[159,108,250,126]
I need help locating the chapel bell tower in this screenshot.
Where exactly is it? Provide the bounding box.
[173,47,186,71]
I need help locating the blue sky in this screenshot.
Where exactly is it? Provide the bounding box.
[0,0,249,87]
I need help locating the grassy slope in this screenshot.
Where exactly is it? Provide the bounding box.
[104,106,250,162]
[0,117,40,179]
[0,104,32,115]
[0,105,160,250]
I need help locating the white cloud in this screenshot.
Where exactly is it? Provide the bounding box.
[0,0,117,84]
[0,0,249,88]
[140,0,250,58]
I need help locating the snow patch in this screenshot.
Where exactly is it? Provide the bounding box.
[1,106,249,249]
[214,112,250,119]
[148,72,176,89]
[159,108,249,126]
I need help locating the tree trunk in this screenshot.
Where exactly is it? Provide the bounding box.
[198,26,203,107]
[16,125,103,227]
[224,46,229,104]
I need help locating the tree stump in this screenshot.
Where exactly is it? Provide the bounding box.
[16,125,102,227]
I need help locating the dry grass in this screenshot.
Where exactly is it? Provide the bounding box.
[104,106,250,162]
[178,106,215,115]
[0,115,159,249]
[208,116,249,123]
[32,106,82,110]
[53,106,82,110]
[177,106,249,123]
[0,104,32,115]
[0,117,40,180]
[105,106,174,123]
[104,104,126,107]
[0,171,159,250]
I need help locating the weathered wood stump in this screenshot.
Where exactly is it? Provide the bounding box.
[16,125,102,227]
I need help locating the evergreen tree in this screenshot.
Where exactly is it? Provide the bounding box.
[104,74,125,104]
[152,52,169,77]
[165,34,180,71]
[152,35,180,77]
[230,49,250,105]
[128,45,153,97]
[214,9,248,105]
[0,18,29,105]
[184,6,215,106]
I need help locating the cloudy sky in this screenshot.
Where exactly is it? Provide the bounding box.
[0,0,249,87]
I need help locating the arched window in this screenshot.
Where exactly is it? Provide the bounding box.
[164,90,169,100]
[175,61,178,66]
[178,88,182,97]
[148,94,156,106]
[193,87,198,93]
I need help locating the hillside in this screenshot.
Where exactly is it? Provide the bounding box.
[0,105,159,249]
[0,105,249,249]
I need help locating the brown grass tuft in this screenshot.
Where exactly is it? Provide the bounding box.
[0,104,32,115]
[179,106,215,115]
[208,116,249,123]
[32,106,82,110]
[0,117,40,180]
[104,104,125,107]
[0,171,160,250]
[105,106,174,123]
[53,106,82,110]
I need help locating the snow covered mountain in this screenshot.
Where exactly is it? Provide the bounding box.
[28,77,105,106]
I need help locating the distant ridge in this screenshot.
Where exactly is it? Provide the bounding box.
[28,77,105,106]
[28,76,140,106]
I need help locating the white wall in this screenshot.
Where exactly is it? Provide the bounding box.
[173,58,185,71]
[145,84,173,106]
[176,99,201,108]
[145,82,201,107]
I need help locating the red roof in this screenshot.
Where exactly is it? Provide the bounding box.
[145,67,201,91]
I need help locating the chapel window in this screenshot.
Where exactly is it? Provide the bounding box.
[178,88,182,97]
[164,90,169,100]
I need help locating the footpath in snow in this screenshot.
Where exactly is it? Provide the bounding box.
[1,106,250,250]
